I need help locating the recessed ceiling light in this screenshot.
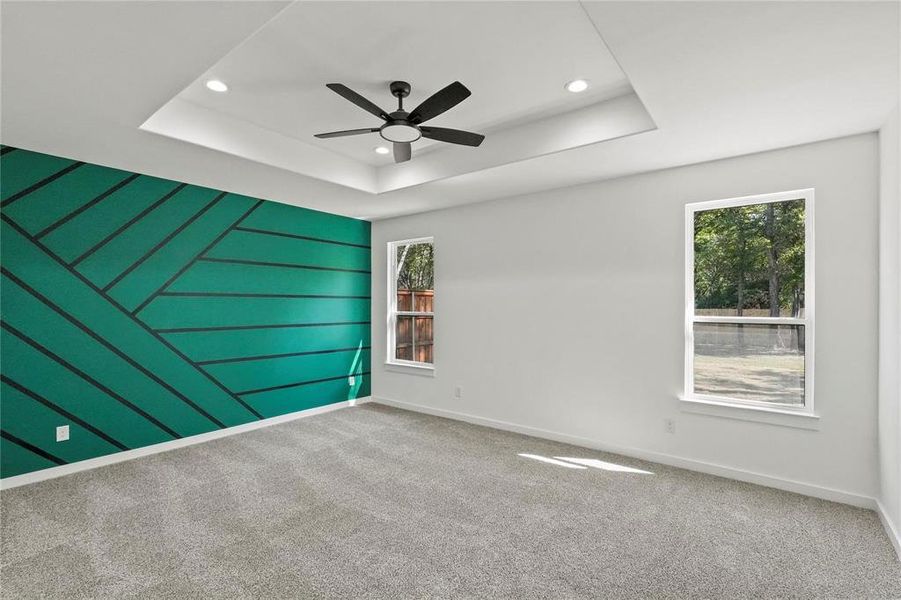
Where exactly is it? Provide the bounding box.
[565,79,589,93]
[205,79,228,93]
[374,146,390,155]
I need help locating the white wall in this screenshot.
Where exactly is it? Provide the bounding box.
[372,134,881,501]
[879,105,901,536]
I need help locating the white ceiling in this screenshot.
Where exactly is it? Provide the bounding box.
[175,1,632,166]
[1,1,898,220]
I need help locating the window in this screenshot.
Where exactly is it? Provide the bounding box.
[685,189,814,413]
[388,237,434,368]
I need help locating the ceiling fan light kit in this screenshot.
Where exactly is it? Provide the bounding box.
[380,123,421,143]
[314,80,485,163]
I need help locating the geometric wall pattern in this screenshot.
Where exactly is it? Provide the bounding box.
[0,146,370,478]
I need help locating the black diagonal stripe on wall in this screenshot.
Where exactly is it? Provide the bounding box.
[70,183,188,267]
[0,431,65,465]
[0,375,128,451]
[35,173,142,239]
[1,266,226,429]
[1,162,85,208]
[102,191,227,293]
[0,321,181,440]
[237,371,372,396]
[131,200,263,316]
[0,147,18,156]
[1,213,266,423]
[155,321,371,334]
[196,346,373,366]
[159,292,371,300]
[235,226,371,249]
[197,256,371,274]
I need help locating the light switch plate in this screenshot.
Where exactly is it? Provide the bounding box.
[56,425,70,442]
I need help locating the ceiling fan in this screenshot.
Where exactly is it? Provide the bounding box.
[314,80,485,163]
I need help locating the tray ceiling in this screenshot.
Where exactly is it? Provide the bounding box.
[141,1,654,193]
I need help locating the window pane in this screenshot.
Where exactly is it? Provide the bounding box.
[396,242,434,292]
[693,323,805,405]
[413,290,433,313]
[414,316,433,364]
[396,316,413,361]
[397,290,412,312]
[694,199,805,317]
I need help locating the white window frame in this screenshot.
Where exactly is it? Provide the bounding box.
[387,237,435,370]
[684,188,815,417]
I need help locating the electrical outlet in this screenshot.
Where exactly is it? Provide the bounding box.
[454,386,462,399]
[348,375,355,386]
[664,419,675,434]
[56,425,70,442]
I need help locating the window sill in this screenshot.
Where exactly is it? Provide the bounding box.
[678,395,820,430]
[384,361,436,377]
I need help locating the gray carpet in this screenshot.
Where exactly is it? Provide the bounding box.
[1,403,899,599]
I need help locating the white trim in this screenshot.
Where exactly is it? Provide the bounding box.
[684,188,815,418]
[384,361,436,376]
[384,359,435,370]
[686,188,816,212]
[692,315,806,325]
[679,395,820,430]
[385,236,435,247]
[372,396,873,509]
[876,500,901,561]
[387,236,434,369]
[0,397,371,491]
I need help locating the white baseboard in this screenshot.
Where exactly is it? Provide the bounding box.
[876,500,901,561]
[372,396,877,510]
[0,396,371,491]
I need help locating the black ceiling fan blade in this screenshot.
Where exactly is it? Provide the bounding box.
[326,83,391,121]
[314,128,379,139]
[393,142,411,163]
[407,81,471,125]
[420,126,485,147]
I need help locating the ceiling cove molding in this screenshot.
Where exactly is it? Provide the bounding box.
[140,98,379,193]
[377,92,656,193]
[142,92,656,196]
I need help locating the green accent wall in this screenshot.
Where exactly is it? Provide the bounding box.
[0,146,371,479]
